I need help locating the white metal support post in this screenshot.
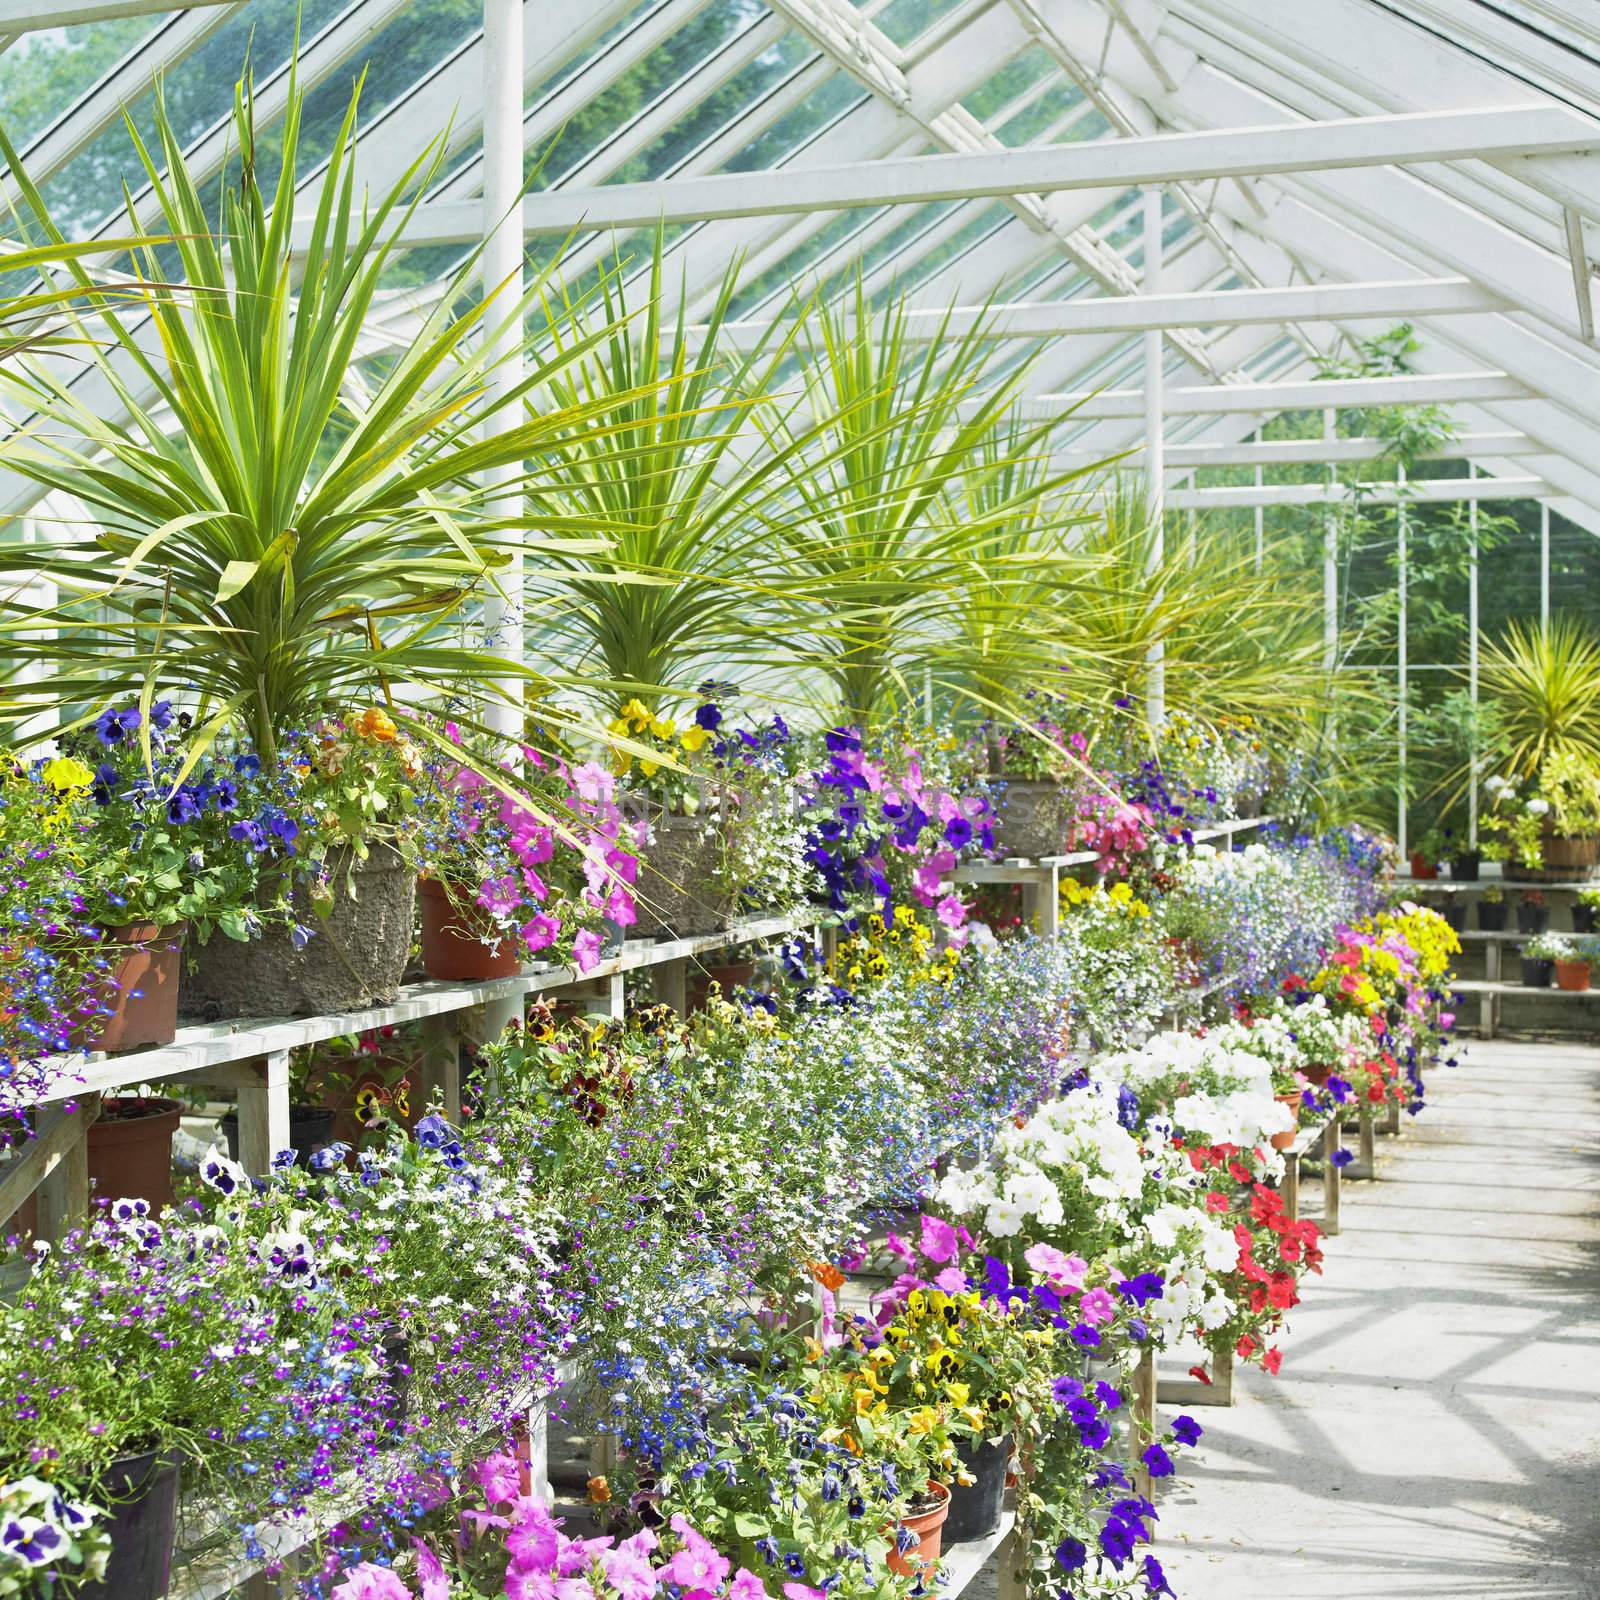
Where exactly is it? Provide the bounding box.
[1252,428,1263,572]
[1144,188,1166,731]
[1468,464,1479,847]
[1540,501,1551,628]
[480,0,527,1050]
[1397,466,1408,861]
[1322,409,1337,673]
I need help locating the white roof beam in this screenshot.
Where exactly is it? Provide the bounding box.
[1165,476,1553,510]
[1053,432,1542,467]
[378,105,1600,245]
[1029,371,1532,418]
[3,4,243,203]
[702,277,1506,347]
[0,0,229,26]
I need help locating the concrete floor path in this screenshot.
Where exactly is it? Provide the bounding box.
[1156,1038,1600,1599]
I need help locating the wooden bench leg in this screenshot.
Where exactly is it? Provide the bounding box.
[1321,1120,1341,1237]
[418,1013,463,1122]
[36,1095,99,1238]
[1358,1106,1377,1177]
[1282,1150,1300,1222]
[656,956,688,1016]
[237,1051,291,1174]
[1131,1346,1156,1508]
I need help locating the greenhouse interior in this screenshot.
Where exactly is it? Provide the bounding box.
[2,0,1600,1596]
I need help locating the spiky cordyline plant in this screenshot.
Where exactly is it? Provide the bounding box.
[0,66,657,774]
[1479,615,1600,781]
[1060,477,1328,732]
[754,277,1087,725]
[526,229,844,717]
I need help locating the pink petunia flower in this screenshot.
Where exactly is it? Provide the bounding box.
[918,1214,958,1263]
[477,1451,523,1505]
[1078,1286,1117,1325]
[572,927,605,975]
[521,913,562,954]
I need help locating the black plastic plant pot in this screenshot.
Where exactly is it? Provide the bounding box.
[1476,901,1508,932]
[1517,903,1550,935]
[1448,852,1481,882]
[944,1432,1012,1543]
[1574,905,1596,934]
[220,1105,337,1167]
[78,1448,180,1600]
[1520,957,1554,988]
[1441,903,1467,932]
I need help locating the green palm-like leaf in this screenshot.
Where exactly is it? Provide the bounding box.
[1479,615,1600,781]
[0,61,658,766]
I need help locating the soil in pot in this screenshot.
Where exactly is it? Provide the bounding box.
[887,1479,951,1580]
[77,1447,180,1600]
[1477,901,1508,932]
[418,877,521,981]
[183,846,416,1020]
[1517,903,1550,935]
[1520,957,1554,988]
[945,1434,1011,1543]
[87,1098,182,1215]
[221,1106,337,1168]
[74,923,186,1054]
[988,779,1069,861]
[1555,960,1591,992]
[634,815,738,938]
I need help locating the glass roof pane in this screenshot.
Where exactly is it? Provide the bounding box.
[727,207,888,317]
[0,13,173,151]
[992,79,1088,148]
[961,45,1052,125]
[853,0,972,50]
[33,0,349,239]
[606,31,818,184]
[722,69,867,172]
[529,0,768,188]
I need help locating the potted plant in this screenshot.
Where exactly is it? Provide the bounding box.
[1575,886,1600,934]
[1533,749,1600,880]
[1441,826,1480,882]
[1408,827,1446,881]
[1439,899,1467,933]
[1554,935,1596,992]
[1521,931,1565,987]
[413,729,636,981]
[1477,883,1508,932]
[60,699,273,1051]
[985,706,1078,861]
[1482,775,1547,881]
[86,1096,185,1216]
[0,67,657,1012]
[1517,888,1549,935]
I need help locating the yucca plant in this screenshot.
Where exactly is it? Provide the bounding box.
[1480,615,1600,781]
[0,66,651,772]
[755,277,1082,725]
[932,419,1102,717]
[1059,477,1327,729]
[526,232,829,715]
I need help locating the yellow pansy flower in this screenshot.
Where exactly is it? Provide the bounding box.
[41,756,93,792]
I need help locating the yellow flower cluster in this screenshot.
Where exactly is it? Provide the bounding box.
[1060,876,1151,918]
[830,905,961,988]
[607,697,709,776]
[1374,904,1460,981]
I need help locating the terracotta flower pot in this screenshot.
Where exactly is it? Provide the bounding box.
[87,1098,182,1215]
[1554,959,1591,992]
[1408,853,1437,880]
[418,876,522,980]
[1300,1064,1333,1087]
[888,1479,951,1580]
[75,923,186,1054]
[1271,1090,1303,1152]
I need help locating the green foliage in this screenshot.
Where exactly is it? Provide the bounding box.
[1480,616,1600,782]
[0,61,650,770]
